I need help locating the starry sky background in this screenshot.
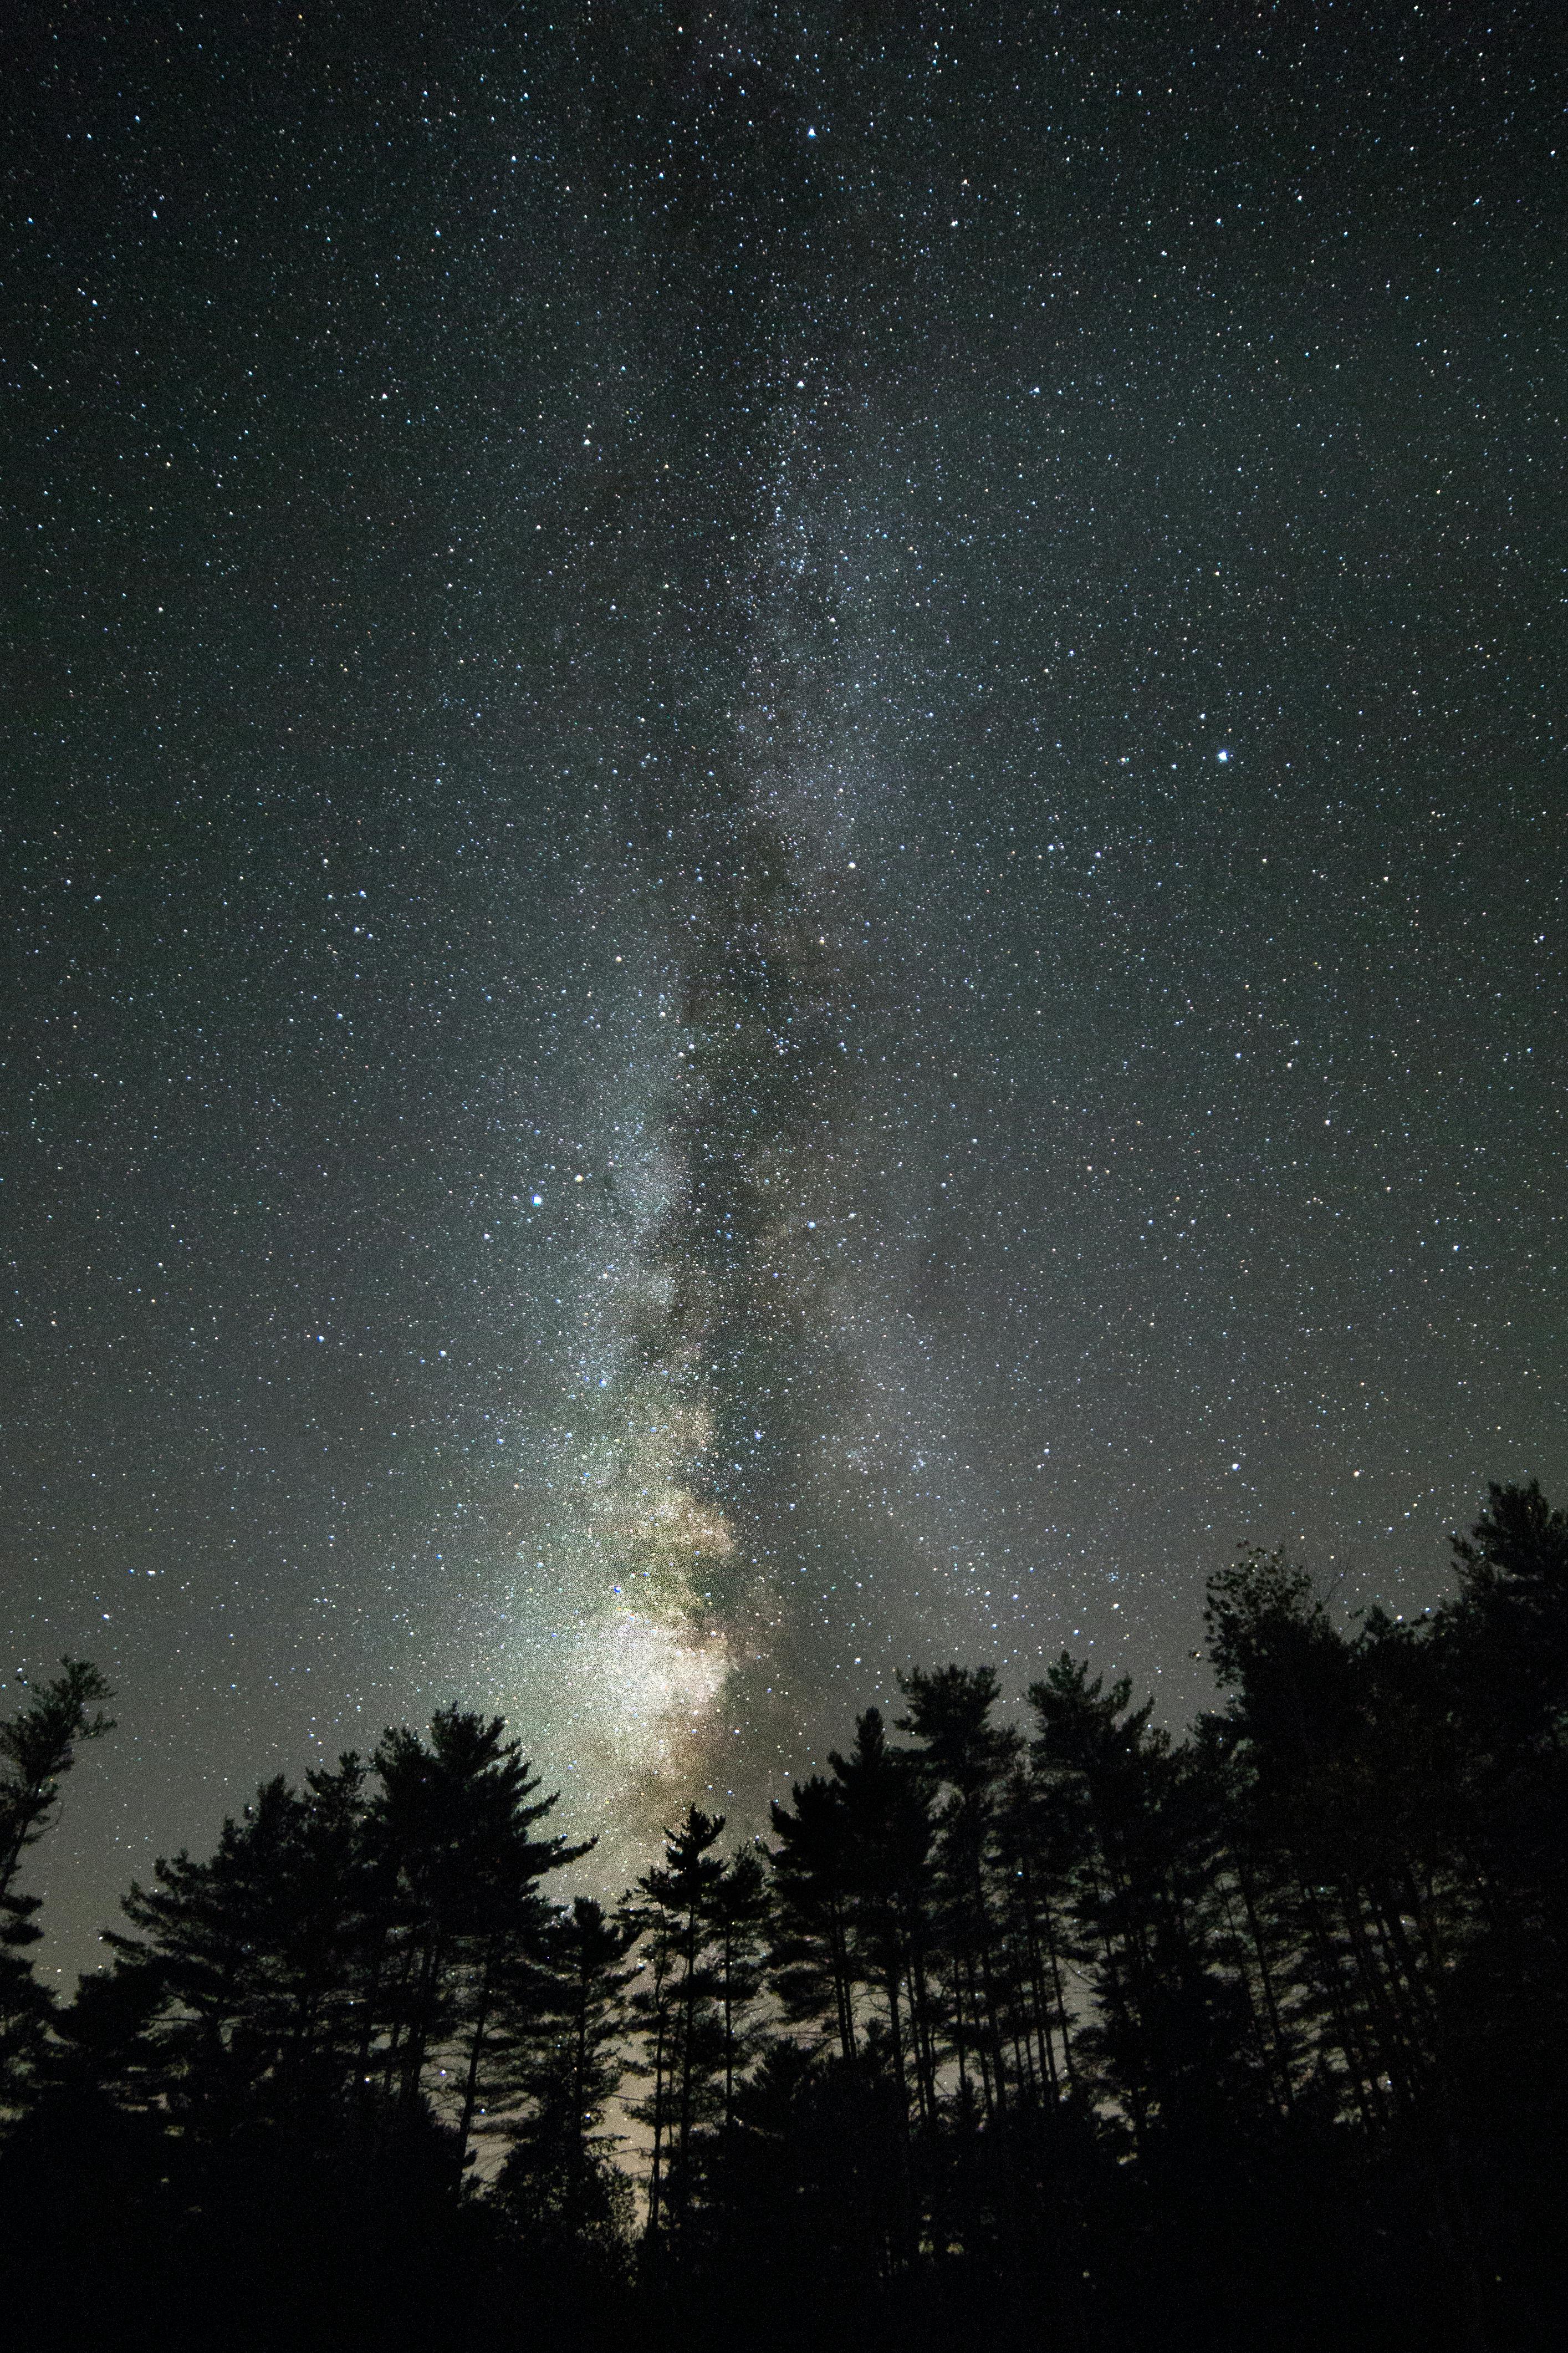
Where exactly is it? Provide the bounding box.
[6,2,1564,1984]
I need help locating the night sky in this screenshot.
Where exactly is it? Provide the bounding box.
[7,3,1564,1984]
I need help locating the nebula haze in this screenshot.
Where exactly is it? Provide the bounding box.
[486,373,923,1855]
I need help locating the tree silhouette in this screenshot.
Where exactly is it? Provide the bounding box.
[494,1895,638,2259]
[0,1659,114,2100]
[7,1490,1568,2352]
[367,1707,588,2163]
[626,1804,729,2246]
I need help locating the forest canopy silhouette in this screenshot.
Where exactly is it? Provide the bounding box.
[3,1481,1565,2353]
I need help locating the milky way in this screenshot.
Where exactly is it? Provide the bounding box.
[477,362,928,1855]
[6,6,1564,1963]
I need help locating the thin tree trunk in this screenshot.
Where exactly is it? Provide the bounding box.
[454,1947,496,2173]
[647,1995,668,2238]
[1297,1878,1386,2130]
[1040,1889,1079,2093]
[1233,1848,1294,2109]
[722,1922,736,2140]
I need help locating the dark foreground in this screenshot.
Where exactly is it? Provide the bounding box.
[4,1481,1566,2351]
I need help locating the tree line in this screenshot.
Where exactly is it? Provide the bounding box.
[2,1479,1565,2352]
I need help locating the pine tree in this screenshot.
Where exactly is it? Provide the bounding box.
[708,1845,769,2143]
[0,1659,114,2099]
[367,1708,586,2166]
[768,1775,859,2060]
[896,1666,1019,2128]
[495,1896,638,2257]
[829,1708,936,2142]
[113,1768,369,2140]
[626,1805,728,2244]
[1027,1653,1250,2147]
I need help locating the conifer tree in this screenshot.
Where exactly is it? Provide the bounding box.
[112,1766,371,2139]
[0,1660,114,2099]
[708,1845,769,2142]
[768,1774,859,2060]
[367,1708,586,2163]
[627,1805,728,2241]
[829,1708,937,2138]
[897,1666,1019,2125]
[496,1895,638,2255]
